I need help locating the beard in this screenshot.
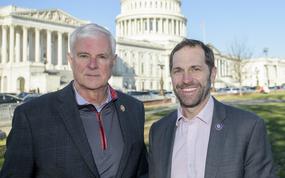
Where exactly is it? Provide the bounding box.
[173,77,211,108]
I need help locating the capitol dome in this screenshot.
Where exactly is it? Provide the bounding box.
[116,0,187,43]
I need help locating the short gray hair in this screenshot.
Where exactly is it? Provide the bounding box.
[69,23,116,55]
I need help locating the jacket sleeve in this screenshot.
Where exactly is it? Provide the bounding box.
[244,118,277,178]
[0,106,35,178]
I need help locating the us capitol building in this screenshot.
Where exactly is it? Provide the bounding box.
[0,0,285,94]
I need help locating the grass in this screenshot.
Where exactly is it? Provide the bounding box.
[0,139,6,167]
[214,90,285,102]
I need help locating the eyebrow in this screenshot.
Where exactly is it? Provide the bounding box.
[173,64,203,69]
[76,52,111,56]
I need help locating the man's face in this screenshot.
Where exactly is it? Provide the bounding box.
[68,35,116,92]
[171,46,216,108]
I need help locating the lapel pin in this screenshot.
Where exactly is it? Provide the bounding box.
[120,105,125,112]
[215,123,223,131]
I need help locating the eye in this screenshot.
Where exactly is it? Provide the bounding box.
[172,68,183,74]
[77,53,91,59]
[191,66,202,72]
[98,55,108,59]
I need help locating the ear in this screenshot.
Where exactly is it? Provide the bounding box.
[210,66,217,83]
[112,54,117,66]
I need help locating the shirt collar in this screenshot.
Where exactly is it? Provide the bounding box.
[176,96,214,126]
[73,82,118,111]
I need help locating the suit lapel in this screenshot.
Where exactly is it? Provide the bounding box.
[56,83,99,177]
[162,112,177,178]
[205,98,228,178]
[113,98,138,177]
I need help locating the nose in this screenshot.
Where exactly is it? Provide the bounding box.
[87,57,98,69]
[182,72,194,83]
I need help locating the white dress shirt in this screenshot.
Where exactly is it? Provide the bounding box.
[171,96,214,178]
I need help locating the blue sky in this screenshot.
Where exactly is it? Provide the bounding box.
[1,0,285,58]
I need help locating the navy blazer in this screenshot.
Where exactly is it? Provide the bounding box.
[0,82,148,178]
[149,97,276,178]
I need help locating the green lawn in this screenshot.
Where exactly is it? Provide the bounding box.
[214,90,285,101]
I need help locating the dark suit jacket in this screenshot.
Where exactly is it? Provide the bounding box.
[149,97,276,178]
[0,82,148,178]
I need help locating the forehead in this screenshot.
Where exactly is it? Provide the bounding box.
[74,35,111,52]
[172,46,206,67]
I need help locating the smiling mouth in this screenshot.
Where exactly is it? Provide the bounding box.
[181,87,197,92]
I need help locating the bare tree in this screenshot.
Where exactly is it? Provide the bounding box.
[228,39,253,95]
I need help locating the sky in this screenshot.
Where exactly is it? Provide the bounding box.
[1,0,285,58]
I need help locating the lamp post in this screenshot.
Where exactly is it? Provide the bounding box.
[158,63,165,96]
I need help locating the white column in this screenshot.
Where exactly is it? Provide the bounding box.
[153,18,157,33]
[121,21,123,36]
[131,20,133,35]
[178,20,183,36]
[147,18,150,33]
[134,19,137,34]
[136,19,139,34]
[176,20,179,35]
[140,18,143,34]
[123,21,126,36]
[35,28,40,63]
[46,30,52,65]
[9,25,15,63]
[22,26,28,62]
[166,19,169,34]
[183,21,185,36]
[1,26,7,63]
[57,31,62,66]
[172,19,175,35]
[15,30,21,63]
[128,20,131,35]
[126,20,128,35]
[159,18,163,33]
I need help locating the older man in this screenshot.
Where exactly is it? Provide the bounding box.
[1,23,148,178]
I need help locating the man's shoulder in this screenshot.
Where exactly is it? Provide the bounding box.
[151,110,177,130]
[18,90,59,109]
[116,90,143,105]
[215,99,263,124]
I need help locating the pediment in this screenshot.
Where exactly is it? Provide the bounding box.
[13,9,87,26]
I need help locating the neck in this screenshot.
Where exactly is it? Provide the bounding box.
[181,95,210,119]
[74,82,109,106]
